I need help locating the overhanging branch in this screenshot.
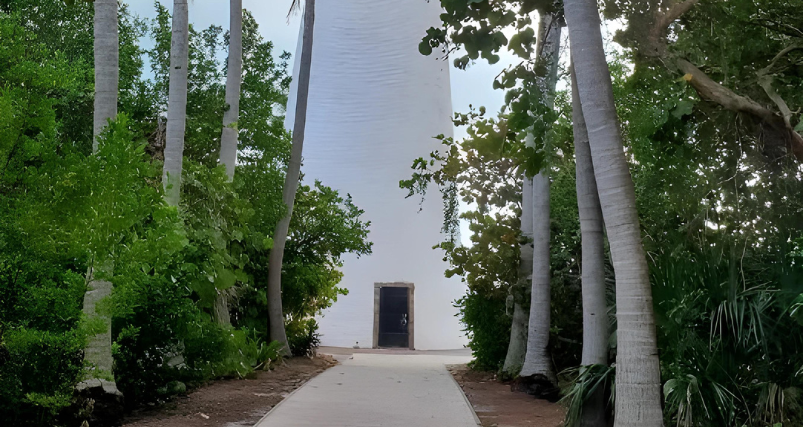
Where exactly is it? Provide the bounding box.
[642,0,803,161]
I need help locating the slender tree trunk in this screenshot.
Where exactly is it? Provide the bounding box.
[564,0,663,425]
[572,64,610,427]
[85,0,118,378]
[268,0,315,356]
[502,136,533,377]
[81,263,117,383]
[77,1,124,420]
[92,0,118,147]
[163,0,190,207]
[212,288,232,326]
[519,12,561,392]
[85,0,119,374]
[218,0,243,181]
[212,0,244,327]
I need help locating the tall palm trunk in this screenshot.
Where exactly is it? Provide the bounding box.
[572,64,610,427]
[268,0,315,355]
[163,0,190,207]
[564,0,663,425]
[519,12,561,392]
[501,133,533,377]
[218,0,243,181]
[77,0,123,419]
[213,0,244,327]
[84,0,118,380]
[92,0,118,147]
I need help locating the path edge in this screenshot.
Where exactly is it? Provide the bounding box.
[446,365,483,426]
[251,360,333,427]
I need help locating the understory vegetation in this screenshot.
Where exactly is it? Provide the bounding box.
[0,1,370,425]
[405,0,803,425]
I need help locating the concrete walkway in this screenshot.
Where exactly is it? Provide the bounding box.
[255,350,479,427]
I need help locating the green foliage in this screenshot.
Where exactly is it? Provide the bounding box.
[402,93,583,374]
[287,318,321,357]
[0,2,372,425]
[560,364,615,427]
[422,3,803,427]
[457,289,510,371]
[0,328,86,425]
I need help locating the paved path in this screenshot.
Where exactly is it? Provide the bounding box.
[254,351,479,427]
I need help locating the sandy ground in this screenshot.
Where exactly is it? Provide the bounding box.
[448,364,566,427]
[121,355,337,427]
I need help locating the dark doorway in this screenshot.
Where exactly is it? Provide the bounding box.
[377,287,409,348]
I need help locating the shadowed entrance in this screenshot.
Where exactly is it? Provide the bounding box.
[373,282,414,349]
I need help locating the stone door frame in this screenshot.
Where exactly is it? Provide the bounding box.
[372,282,415,350]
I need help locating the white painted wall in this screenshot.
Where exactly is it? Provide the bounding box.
[285,0,467,350]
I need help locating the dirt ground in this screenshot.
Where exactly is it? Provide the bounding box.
[122,355,337,427]
[448,364,565,427]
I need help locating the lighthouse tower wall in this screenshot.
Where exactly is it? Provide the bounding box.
[285,0,467,350]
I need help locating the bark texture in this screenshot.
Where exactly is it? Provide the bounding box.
[81,270,114,377]
[92,0,118,147]
[502,131,533,377]
[77,264,123,425]
[268,0,315,355]
[218,0,243,181]
[213,290,232,326]
[163,0,190,207]
[519,12,561,391]
[564,0,663,425]
[572,64,610,427]
[80,1,123,414]
[212,0,244,327]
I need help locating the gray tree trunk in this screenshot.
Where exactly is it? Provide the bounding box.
[501,132,533,377]
[564,0,663,425]
[81,263,116,382]
[79,0,123,409]
[162,0,190,207]
[218,0,243,181]
[572,64,610,427]
[268,0,315,356]
[519,12,561,389]
[92,0,118,147]
[502,300,529,377]
[212,0,244,327]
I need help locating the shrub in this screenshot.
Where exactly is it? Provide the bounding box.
[0,328,86,426]
[457,290,511,371]
[287,318,322,357]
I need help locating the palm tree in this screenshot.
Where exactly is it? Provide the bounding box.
[92,0,118,147]
[571,63,610,426]
[564,0,663,425]
[163,0,190,207]
[501,134,532,377]
[218,0,243,181]
[213,0,244,327]
[76,0,123,416]
[519,11,561,392]
[83,0,118,381]
[267,0,315,355]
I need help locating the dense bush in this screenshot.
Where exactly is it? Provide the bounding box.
[0,2,371,425]
[456,290,510,371]
[287,318,322,357]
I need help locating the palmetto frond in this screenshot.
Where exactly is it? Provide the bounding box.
[288,0,302,19]
[559,364,615,427]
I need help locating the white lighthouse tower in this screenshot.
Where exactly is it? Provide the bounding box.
[286,0,466,350]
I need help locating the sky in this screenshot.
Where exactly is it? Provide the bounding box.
[126,0,521,138]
